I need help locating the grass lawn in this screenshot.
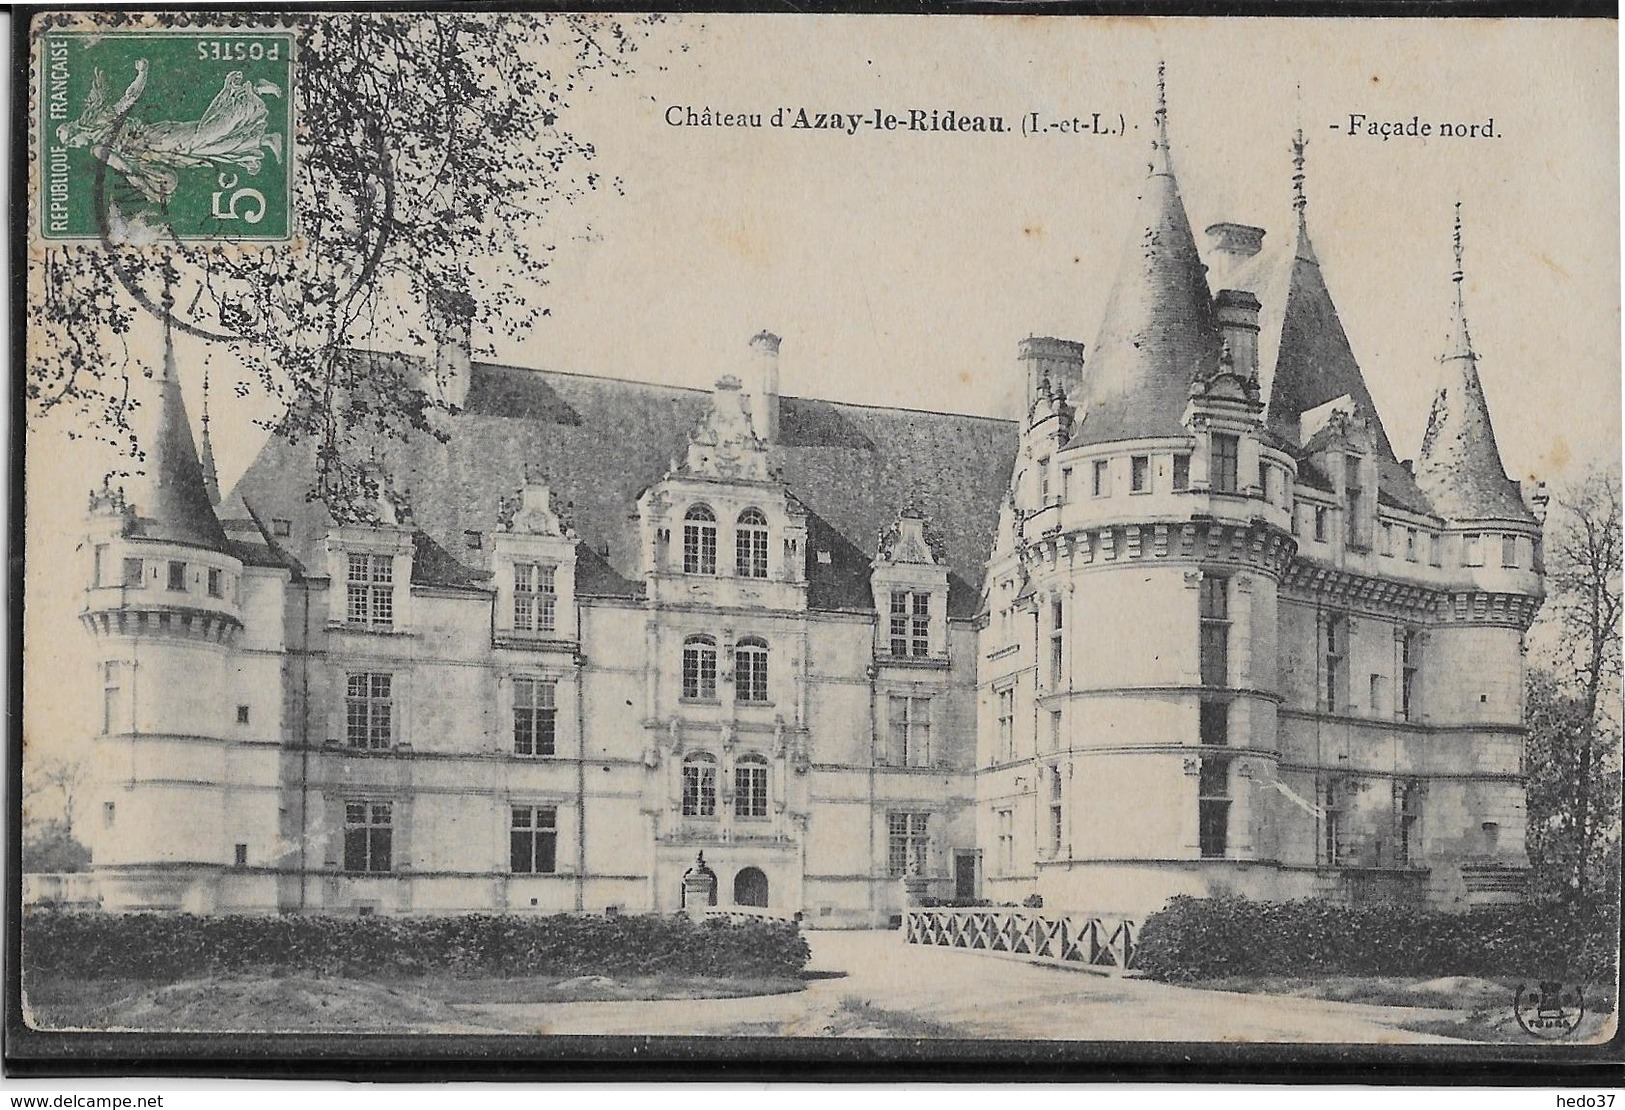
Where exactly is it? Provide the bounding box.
[1181,974,1620,1045]
[23,971,806,1033]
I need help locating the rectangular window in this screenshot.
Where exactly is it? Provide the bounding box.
[345,553,394,629]
[513,563,558,634]
[1049,709,1063,753]
[682,640,717,701]
[996,808,1014,875]
[1401,629,1421,722]
[167,561,187,592]
[889,592,931,658]
[1463,533,1483,566]
[1369,674,1385,715]
[234,843,248,867]
[681,758,718,817]
[510,805,558,874]
[343,800,393,873]
[1429,533,1442,566]
[1049,596,1065,687]
[101,661,122,734]
[1501,534,1518,568]
[1172,453,1191,492]
[1396,782,1422,867]
[236,704,250,725]
[1061,468,1073,502]
[1381,521,1394,557]
[1323,780,1345,866]
[1049,770,1064,856]
[1092,459,1110,497]
[1038,457,1052,505]
[1314,506,1329,543]
[1199,575,1229,687]
[1199,699,1228,747]
[207,567,223,598]
[1405,528,1419,562]
[513,677,557,757]
[734,761,770,818]
[1345,456,1366,548]
[1211,434,1240,493]
[887,695,933,767]
[1198,757,1230,858]
[1324,615,1347,712]
[345,673,393,749]
[735,642,769,703]
[996,687,1015,763]
[93,544,108,587]
[887,811,930,877]
[1130,455,1150,493]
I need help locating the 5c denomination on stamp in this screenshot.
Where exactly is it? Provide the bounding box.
[39,27,294,243]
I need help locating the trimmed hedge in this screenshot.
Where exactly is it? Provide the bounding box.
[1135,896,1619,984]
[23,911,810,981]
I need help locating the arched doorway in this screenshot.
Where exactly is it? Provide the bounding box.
[733,866,769,907]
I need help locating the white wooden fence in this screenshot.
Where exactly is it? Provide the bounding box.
[904,907,1137,972]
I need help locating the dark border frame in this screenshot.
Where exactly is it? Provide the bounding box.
[7,0,1622,1083]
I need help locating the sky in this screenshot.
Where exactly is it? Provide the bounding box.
[22,15,1621,767]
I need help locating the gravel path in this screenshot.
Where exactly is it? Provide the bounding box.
[456,929,1470,1042]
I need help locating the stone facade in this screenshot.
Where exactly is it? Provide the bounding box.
[72,113,1542,923]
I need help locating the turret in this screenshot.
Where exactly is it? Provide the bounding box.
[1070,63,1220,448]
[1412,204,1539,529]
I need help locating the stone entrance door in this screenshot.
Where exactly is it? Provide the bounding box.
[733,866,769,907]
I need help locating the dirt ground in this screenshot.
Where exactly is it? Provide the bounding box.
[23,930,1618,1045]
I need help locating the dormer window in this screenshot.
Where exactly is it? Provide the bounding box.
[346,553,394,629]
[683,505,717,575]
[736,508,769,579]
[890,591,930,658]
[513,563,557,634]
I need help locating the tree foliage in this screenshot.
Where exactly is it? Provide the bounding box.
[23,820,92,874]
[29,10,664,517]
[1526,464,1623,903]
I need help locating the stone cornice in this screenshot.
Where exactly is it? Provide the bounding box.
[1282,559,1542,628]
[1019,518,1296,579]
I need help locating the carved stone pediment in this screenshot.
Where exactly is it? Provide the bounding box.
[875,509,946,568]
[499,473,576,538]
[682,377,772,482]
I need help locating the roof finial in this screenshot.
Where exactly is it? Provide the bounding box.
[159,259,177,382]
[1291,128,1308,214]
[1444,200,1475,361]
[1452,200,1465,286]
[1149,60,1172,175]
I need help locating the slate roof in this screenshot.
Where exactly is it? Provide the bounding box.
[227,363,1017,617]
[128,325,233,555]
[1413,292,1537,524]
[1069,132,1222,448]
[1220,214,1438,519]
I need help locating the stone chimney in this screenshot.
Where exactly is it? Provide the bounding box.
[1205,223,1266,287]
[1018,336,1085,409]
[428,285,476,411]
[1213,289,1262,380]
[748,331,781,443]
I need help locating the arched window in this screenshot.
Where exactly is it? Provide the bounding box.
[736,508,769,579]
[681,752,717,817]
[682,635,717,700]
[734,753,770,818]
[683,505,717,575]
[735,637,769,703]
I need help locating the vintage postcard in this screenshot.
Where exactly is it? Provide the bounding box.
[11,8,1622,1071]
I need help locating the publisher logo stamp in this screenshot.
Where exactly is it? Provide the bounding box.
[39,28,294,243]
[1513,980,1587,1039]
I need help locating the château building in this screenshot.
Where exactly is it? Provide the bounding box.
[72,86,1544,922]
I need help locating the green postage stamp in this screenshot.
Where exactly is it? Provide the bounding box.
[38,26,294,242]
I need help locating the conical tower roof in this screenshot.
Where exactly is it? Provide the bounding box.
[130,312,232,553]
[1070,66,1221,447]
[1413,205,1536,524]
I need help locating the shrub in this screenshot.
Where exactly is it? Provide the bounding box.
[23,911,810,982]
[1134,895,1619,984]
